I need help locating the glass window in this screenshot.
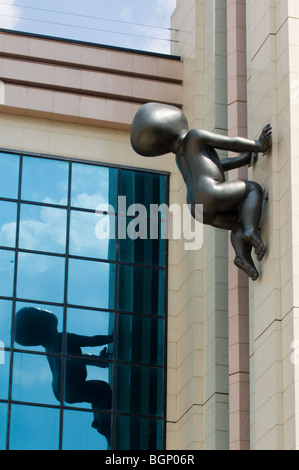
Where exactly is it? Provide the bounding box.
[115,416,163,450]
[0,201,17,248]
[12,352,60,406]
[0,249,15,298]
[69,210,116,260]
[0,350,10,400]
[66,308,114,358]
[120,170,167,212]
[0,152,19,200]
[19,204,67,254]
[62,409,111,450]
[115,364,164,417]
[9,404,60,450]
[17,253,65,303]
[0,403,8,450]
[119,217,166,267]
[63,358,111,410]
[21,157,69,205]
[118,265,165,316]
[117,314,164,366]
[67,259,115,309]
[0,151,168,450]
[71,163,118,210]
[0,299,13,347]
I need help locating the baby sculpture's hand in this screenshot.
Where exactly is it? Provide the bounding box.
[258,124,272,155]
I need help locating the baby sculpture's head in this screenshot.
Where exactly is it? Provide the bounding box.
[130,103,188,157]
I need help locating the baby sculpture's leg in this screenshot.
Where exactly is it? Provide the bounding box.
[201,179,265,257]
[239,181,265,261]
[208,211,259,280]
[197,179,265,278]
[231,223,259,280]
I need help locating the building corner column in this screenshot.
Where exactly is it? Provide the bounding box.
[226,0,250,450]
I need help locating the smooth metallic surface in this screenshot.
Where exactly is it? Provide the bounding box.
[131,103,272,280]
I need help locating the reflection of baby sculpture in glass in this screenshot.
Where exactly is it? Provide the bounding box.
[14,307,113,445]
[130,103,272,280]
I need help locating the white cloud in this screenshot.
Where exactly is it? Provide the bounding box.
[154,0,177,19]
[121,5,133,23]
[142,0,177,54]
[0,0,22,29]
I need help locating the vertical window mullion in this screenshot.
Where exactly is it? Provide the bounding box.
[59,160,72,450]
[6,153,22,450]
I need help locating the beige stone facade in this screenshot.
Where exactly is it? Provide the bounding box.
[1,0,299,451]
[170,0,299,451]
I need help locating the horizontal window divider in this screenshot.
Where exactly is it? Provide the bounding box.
[0,296,14,302]
[17,248,66,258]
[14,298,65,308]
[113,361,164,370]
[0,197,18,203]
[12,348,62,358]
[62,405,112,415]
[0,246,16,253]
[72,206,116,215]
[116,310,165,319]
[64,304,114,313]
[110,411,165,420]
[2,398,164,420]
[9,400,61,410]
[68,254,116,263]
[19,200,68,210]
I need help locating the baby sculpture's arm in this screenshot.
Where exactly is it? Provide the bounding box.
[221,152,257,171]
[192,124,272,154]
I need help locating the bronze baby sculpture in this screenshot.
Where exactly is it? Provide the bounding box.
[130,103,272,281]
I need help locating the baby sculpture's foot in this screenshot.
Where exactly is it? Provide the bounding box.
[243,230,266,262]
[234,254,259,281]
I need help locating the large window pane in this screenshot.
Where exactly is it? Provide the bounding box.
[0,403,8,450]
[0,201,17,248]
[0,249,15,298]
[0,299,13,347]
[115,416,163,451]
[9,404,60,450]
[117,314,164,366]
[66,308,114,358]
[19,204,67,254]
[21,157,69,205]
[120,170,167,211]
[0,152,19,199]
[62,409,111,450]
[0,351,10,400]
[67,259,115,309]
[17,253,65,303]
[71,163,118,210]
[12,352,60,406]
[116,365,164,417]
[118,265,165,316]
[119,216,166,267]
[69,210,116,260]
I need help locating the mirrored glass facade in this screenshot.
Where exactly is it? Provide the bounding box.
[0,151,168,450]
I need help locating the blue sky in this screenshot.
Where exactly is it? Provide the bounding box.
[0,0,177,54]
